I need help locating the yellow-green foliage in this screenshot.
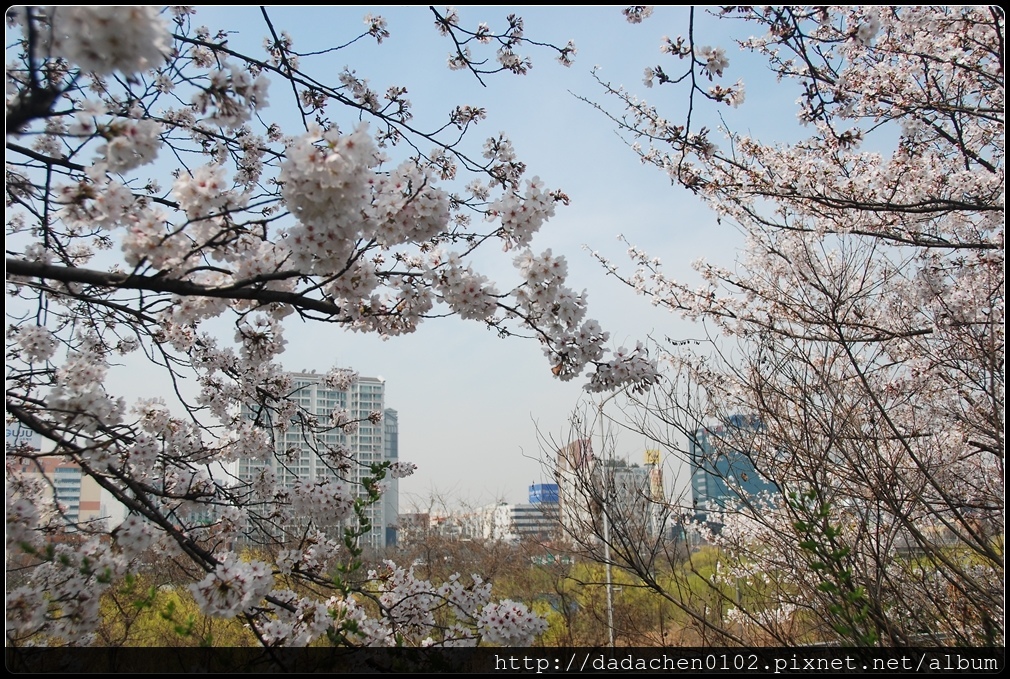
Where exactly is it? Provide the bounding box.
[96,574,257,647]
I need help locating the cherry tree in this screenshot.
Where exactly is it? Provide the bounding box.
[5,6,659,648]
[577,6,1003,645]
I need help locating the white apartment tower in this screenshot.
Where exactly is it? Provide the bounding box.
[238,371,397,550]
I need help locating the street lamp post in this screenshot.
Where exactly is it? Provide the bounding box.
[595,389,623,649]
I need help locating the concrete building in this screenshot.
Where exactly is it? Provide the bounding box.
[426,510,482,541]
[13,456,105,530]
[554,438,657,546]
[555,438,596,544]
[607,462,652,525]
[476,501,558,543]
[238,371,398,550]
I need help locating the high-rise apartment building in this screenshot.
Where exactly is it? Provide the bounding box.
[238,371,398,550]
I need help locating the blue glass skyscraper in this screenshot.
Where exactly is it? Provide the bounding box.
[689,415,775,529]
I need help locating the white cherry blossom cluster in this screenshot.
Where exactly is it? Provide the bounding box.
[556,40,577,67]
[514,249,574,320]
[192,64,270,130]
[388,461,418,478]
[623,6,655,24]
[330,407,353,430]
[852,12,881,46]
[235,315,288,365]
[263,29,298,69]
[324,367,359,390]
[364,14,390,44]
[97,118,163,173]
[369,160,450,246]
[435,7,461,36]
[190,554,274,618]
[173,164,247,222]
[48,345,125,438]
[436,254,501,321]
[6,587,47,641]
[643,67,656,88]
[496,47,530,74]
[279,124,379,274]
[113,515,155,560]
[30,6,170,76]
[57,175,137,235]
[709,80,745,108]
[696,46,728,79]
[481,134,524,189]
[127,398,206,474]
[276,529,344,576]
[120,205,183,270]
[324,258,380,308]
[584,341,659,394]
[439,572,492,620]
[257,592,333,646]
[447,47,472,71]
[12,323,57,362]
[477,600,548,646]
[373,561,438,639]
[329,595,396,646]
[289,478,355,523]
[451,105,488,129]
[488,176,557,250]
[5,517,128,645]
[232,242,296,298]
[233,127,268,187]
[6,494,39,549]
[515,246,659,389]
[338,69,381,112]
[361,561,545,646]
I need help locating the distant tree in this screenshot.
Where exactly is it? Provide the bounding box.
[95,573,257,647]
[584,6,1003,646]
[5,6,652,648]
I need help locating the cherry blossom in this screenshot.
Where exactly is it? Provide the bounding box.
[11,324,57,362]
[623,6,655,25]
[27,6,170,76]
[586,5,1003,646]
[190,554,274,618]
[478,600,548,646]
[6,6,591,649]
[696,46,728,79]
[388,461,418,479]
[364,14,390,44]
[96,118,163,172]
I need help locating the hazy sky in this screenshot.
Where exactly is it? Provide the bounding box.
[96,7,802,508]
